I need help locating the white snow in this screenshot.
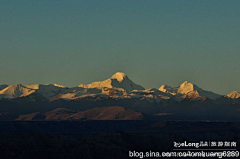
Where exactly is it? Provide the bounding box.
[0,73,225,101]
[78,72,144,92]
[159,81,220,100]
[110,72,127,82]
[177,81,196,94]
[227,91,240,99]
[25,84,67,98]
[0,84,35,99]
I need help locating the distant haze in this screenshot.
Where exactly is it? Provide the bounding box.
[0,0,240,94]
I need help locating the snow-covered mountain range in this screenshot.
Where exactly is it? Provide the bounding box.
[0,72,238,102]
[0,72,240,121]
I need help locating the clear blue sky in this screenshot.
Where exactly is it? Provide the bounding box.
[0,0,239,95]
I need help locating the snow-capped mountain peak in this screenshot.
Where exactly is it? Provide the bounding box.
[0,84,36,99]
[178,81,200,94]
[158,85,176,95]
[180,81,192,86]
[158,81,202,96]
[111,72,128,83]
[177,81,221,99]
[78,72,144,92]
[158,81,220,100]
[227,91,240,99]
[25,84,67,98]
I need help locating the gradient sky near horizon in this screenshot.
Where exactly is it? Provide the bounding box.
[0,0,240,95]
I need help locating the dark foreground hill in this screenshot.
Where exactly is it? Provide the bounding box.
[16,106,144,121]
[0,121,240,159]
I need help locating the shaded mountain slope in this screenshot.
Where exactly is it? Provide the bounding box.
[16,106,144,121]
